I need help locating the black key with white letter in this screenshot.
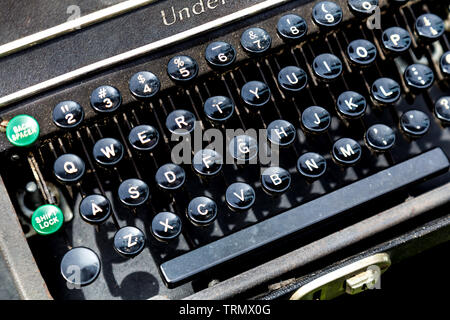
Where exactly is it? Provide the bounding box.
[229,135,259,163]
[336,91,367,120]
[165,110,196,136]
[118,178,150,206]
[192,149,223,177]
[113,226,146,258]
[93,138,124,166]
[297,152,327,180]
[204,96,234,123]
[187,197,217,226]
[441,52,450,77]
[79,194,111,225]
[54,154,85,183]
[371,78,401,106]
[347,39,377,67]
[313,53,343,81]
[277,66,308,92]
[167,55,198,82]
[128,125,159,151]
[261,167,291,195]
[381,27,411,55]
[155,164,186,190]
[301,106,331,134]
[332,138,362,166]
[241,81,271,108]
[267,119,296,147]
[225,182,256,211]
[152,212,182,242]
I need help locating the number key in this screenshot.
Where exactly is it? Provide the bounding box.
[313,1,343,28]
[240,27,272,54]
[205,41,236,68]
[167,55,199,82]
[53,101,84,129]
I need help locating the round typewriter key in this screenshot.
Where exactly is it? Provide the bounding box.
[128,125,159,151]
[118,178,150,206]
[348,0,378,16]
[267,119,296,147]
[371,78,401,105]
[241,81,271,108]
[54,154,85,183]
[297,152,327,180]
[312,1,343,28]
[277,14,308,41]
[113,226,146,258]
[61,247,100,286]
[415,13,444,42]
[205,41,236,68]
[441,52,450,76]
[129,71,160,100]
[229,135,259,162]
[93,138,124,166]
[301,106,331,134]
[90,85,122,113]
[6,115,40,147]
[336,91,367,119]
[192,149,223,177]
[31,204,64,235]
[165,109,196,135]
[332,138,362,166]
[79,194,111,224]
[382,27,411,54]
[277,66,308,92]
[225,182,256,211]
[400,110,430,138]
[261,167,291,194]
[155,163,186,190]
[167,55,198,82]
[240,27,272,54]
[204,96,234,123]
[313,53,343,81]
[347,39,377,67]
[151,212,182,242]
[364,124,396,152]
[404,64,434,90]
[435,97,450,124]
[53,101,84,129]
[187,196,217,226]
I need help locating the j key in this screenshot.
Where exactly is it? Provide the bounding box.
[347,39,377,67]
[113,226,146,258]
[165,110,196,135]
[187,196,218,226]
[297,152,327,180]
[240,27,272,54]
[266,119,296,147]
[312,53,343,81]
[301,106,331,134]
[155,163,186,190]
[90,85,122,113]
[277,14,308,41]
[241,81,271,108]
[129,71,160,101]
[415,13,445,42]
[192,149,223,177]
[93,138,124,166]
[435,97,450,125]
[79,194,111,225]
[381,27,411,54]
[128,125,159,151]
[205,41,236,68]
[160,148,449,286]
[60,247,101,286]
[118,178,150,206]
[440,52,450,76]
[225,182,256,211]
[261,167,291,195]
[400,110,430,138]
[313,1,343,28]
[277,66,308,92]
[332,138,362,166]
[347,0,378,16]
[371,78,401,106]
[52,101,84,129]
[336,91,367,120]
[364,124,396,152]
[54,154,85,183]
[151,211,182,242]
[167,55,199,82]
[404,64,434,90]
[204,96,235,123]
[229,135,259,163]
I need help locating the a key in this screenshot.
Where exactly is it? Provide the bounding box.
[228,134,259,163]
[440,52,450,77]
[415,13,445,42]
[347,0,378,16]
[79,194,111,225]
[404,64,434,90]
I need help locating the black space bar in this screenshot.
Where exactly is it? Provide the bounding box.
[160,148,449,286]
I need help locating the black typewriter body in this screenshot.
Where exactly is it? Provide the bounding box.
[0,0,449,300]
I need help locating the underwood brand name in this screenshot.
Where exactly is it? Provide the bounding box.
[161,0,228,26]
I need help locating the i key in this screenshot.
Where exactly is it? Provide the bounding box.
[54,154,85,183]
[93,138,124,166]
[313,53,343,81]
[113,226,146,258]
[53,101,84,129]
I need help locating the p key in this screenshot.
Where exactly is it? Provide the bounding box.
[53,154,85,183]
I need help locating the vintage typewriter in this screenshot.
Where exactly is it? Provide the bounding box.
[0,0,449,300]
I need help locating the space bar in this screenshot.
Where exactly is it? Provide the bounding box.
[160,148,449,286]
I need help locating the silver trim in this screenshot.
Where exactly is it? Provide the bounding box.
[0,0,291,108]
[0,0,158,58]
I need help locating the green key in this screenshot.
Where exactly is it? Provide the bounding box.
[31,204,64,235]
[5,114,40,147]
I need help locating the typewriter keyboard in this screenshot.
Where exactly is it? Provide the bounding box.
[1,0,449,299]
